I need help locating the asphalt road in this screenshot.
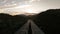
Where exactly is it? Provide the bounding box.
[15,20,45,34]
[31,20,45,34]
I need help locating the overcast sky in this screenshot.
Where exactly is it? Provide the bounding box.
[0,0,60,15]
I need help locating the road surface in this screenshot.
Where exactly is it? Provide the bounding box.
[15,20,45,34]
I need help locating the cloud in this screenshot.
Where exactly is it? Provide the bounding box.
[0,0,60,15]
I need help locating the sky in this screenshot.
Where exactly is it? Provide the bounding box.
[0,0,60,15]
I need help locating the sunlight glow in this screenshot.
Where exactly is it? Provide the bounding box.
[0,0,41,15]
[8,4,35,13]
[26,9,32,13]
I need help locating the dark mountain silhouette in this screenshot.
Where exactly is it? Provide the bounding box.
[0,13,13,34]
[0,13,28,34]
[0,9,60,34]
[32,9,60,34]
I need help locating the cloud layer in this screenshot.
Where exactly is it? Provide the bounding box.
[0,0,60,15]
